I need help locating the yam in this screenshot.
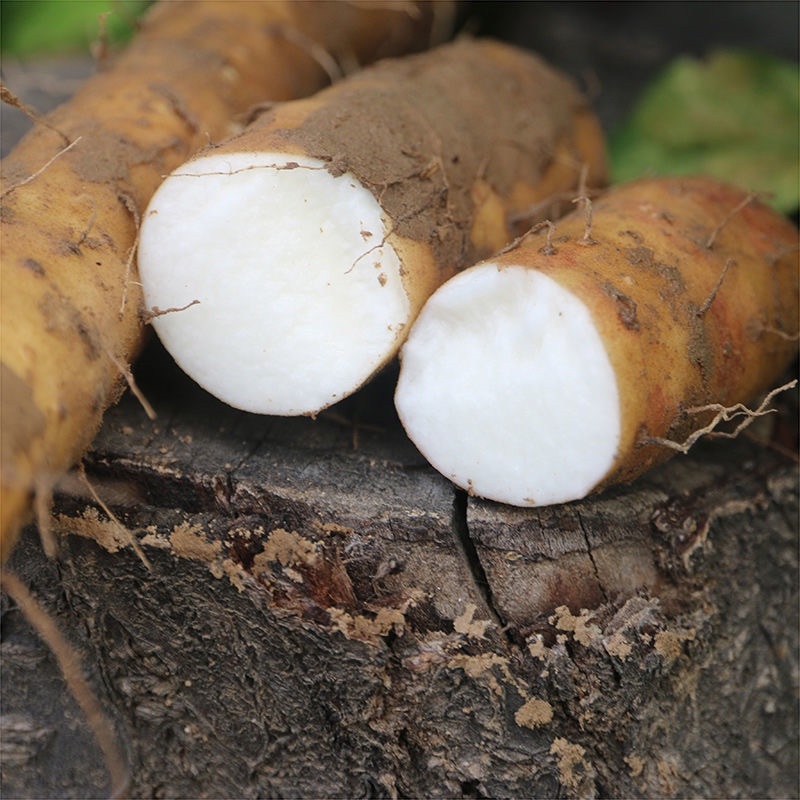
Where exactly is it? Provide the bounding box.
[0,0,451,558]
[394,176,799,507]
[136,38,607,417]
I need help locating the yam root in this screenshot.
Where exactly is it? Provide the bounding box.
[394,176,799,507]
[137,38,607,417]
[0,0,452,559]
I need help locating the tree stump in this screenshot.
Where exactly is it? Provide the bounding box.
[3,344,798,798]
[2,4,798,798]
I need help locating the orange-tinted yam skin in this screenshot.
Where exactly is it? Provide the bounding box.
[0,0,451,558]
[492,176,799,491]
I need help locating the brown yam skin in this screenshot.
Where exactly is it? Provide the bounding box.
[183,37,608,339]
[0,0,452,559]
[493,176,799,492]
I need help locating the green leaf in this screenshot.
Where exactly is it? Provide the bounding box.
[610,50,800,213]
[0,1,150,58]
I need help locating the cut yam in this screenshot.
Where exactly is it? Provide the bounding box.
[140,152,410,415]
[394,176,799,507]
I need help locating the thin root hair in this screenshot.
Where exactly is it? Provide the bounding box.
[117,191,142,318]
[0,81,71,146]
[77,463,151,570]
[266,23,343,84]
[0,568,130,799]
[1,137,82,198]
[145,299,201,322]
[697,258,736,316]
[103,345,157,421]
[647,379,798,454]
[169,161,328,179]
[345,227,394,274]
[705,192,758,250]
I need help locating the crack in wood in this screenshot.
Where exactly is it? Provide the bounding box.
[229,422,273,476]
[451,490,510,639]
[575,509,609,606]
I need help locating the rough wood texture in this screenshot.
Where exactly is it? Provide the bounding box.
[2,3,798,798]
[2,345,798,798]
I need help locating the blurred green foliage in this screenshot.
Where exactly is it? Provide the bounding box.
[611,50,800,213]
[0,0,150,57]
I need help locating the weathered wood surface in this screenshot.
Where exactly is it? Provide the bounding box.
[3,344,798,798]
[2,3,799,798]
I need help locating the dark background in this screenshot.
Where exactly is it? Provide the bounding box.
[472,1,799,132]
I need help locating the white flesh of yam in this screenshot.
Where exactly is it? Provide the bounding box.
[394,264,620,506]
[139,153,408,415]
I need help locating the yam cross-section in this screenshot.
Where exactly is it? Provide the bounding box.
[395,176,799,507]
[137,38,607,416]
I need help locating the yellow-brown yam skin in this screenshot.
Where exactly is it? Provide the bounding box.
[492,175,799,493]
[182,37,608,339]
[0,0,451,559]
